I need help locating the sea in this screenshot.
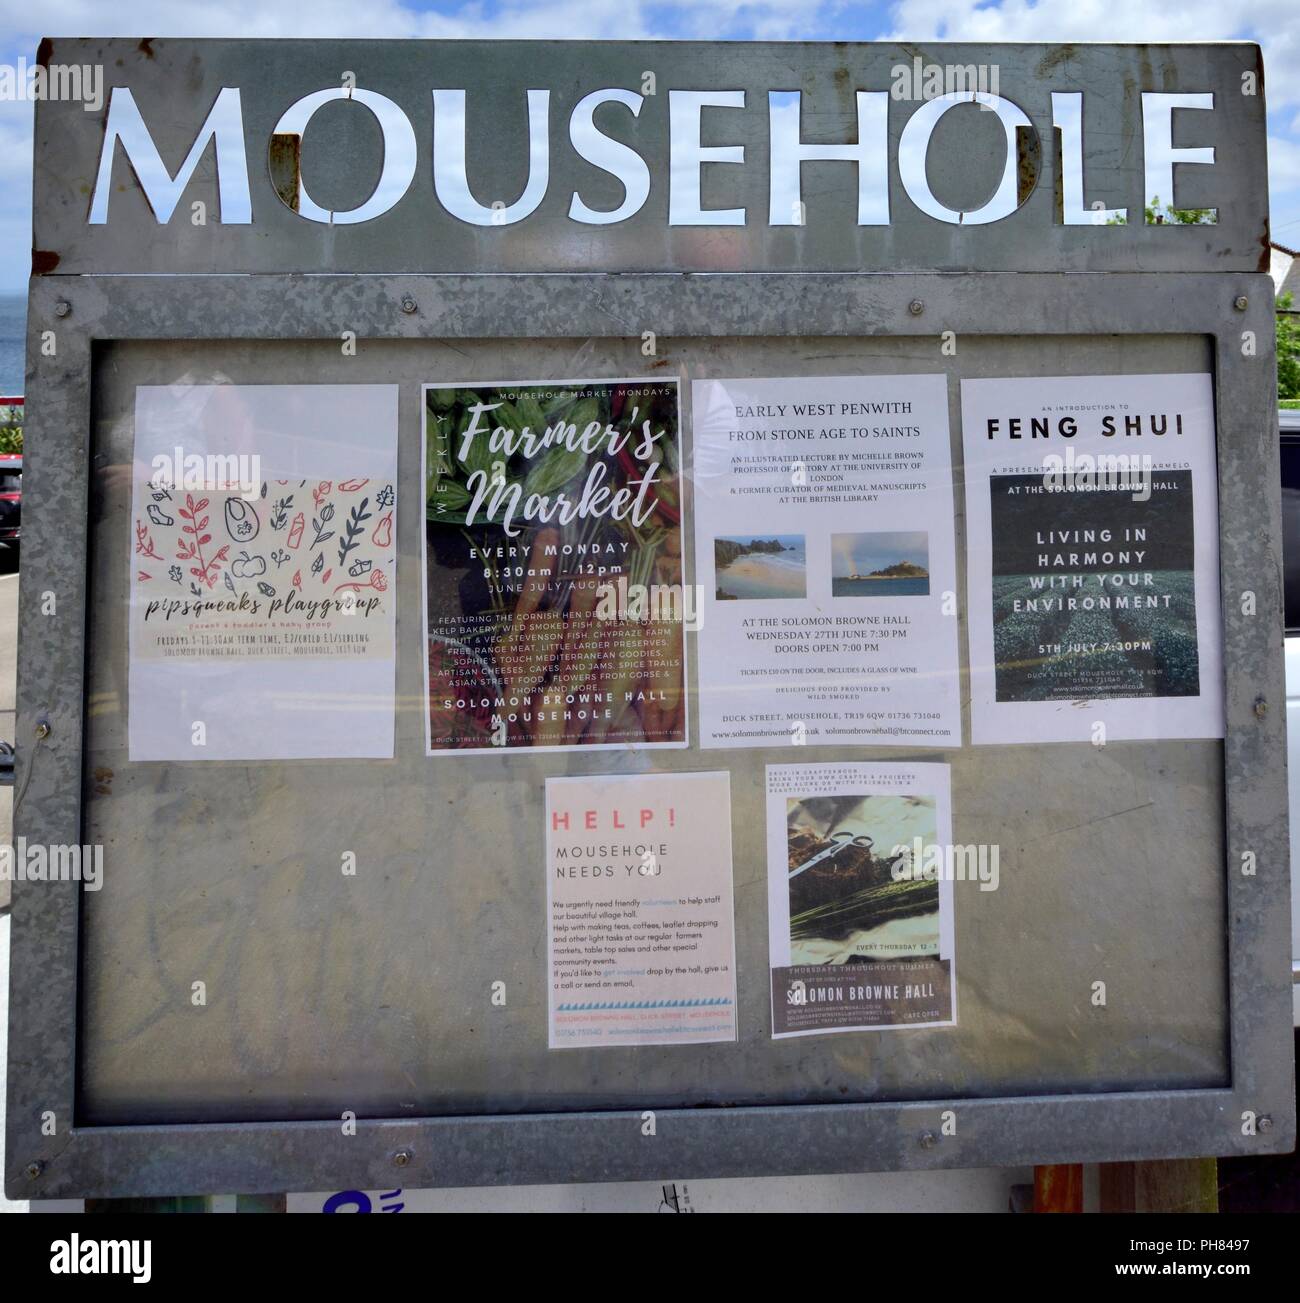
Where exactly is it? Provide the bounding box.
[832,575,930,597]
[0,294,25,396]
[717,538,807,600]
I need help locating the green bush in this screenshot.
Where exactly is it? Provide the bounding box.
[1279,293,1300,402]
[0,404,21,455]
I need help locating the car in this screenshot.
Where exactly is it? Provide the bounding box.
[0,452,19,553]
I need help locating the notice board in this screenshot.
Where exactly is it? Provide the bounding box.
[5,38,1293,1199]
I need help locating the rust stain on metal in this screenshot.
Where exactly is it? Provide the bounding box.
[137,38,156,60]
[1051,125,1064,225]
[268,133,302,213]
[36,38,53,70]
[31,249,60,275]
[1036,44,1078,77]
[1016,124,1042,208]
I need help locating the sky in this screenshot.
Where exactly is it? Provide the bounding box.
[832,530,929,576]
[0,0,1298,290]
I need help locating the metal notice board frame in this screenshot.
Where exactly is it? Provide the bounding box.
[6,38,1296,1199]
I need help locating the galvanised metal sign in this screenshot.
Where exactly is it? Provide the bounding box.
[33,39,1268,274]
[5,38,1293,1200]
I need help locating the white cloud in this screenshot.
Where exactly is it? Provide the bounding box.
[0,0,829,45]
[1268,135,1300,191]
[885,0,1300,109]
[886,1,1300,241]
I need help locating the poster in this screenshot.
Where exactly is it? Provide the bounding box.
[128,384,398,761]
[692,375,960,749]
[961,373,1223,745]
[767,762,955,1037]
[546,771,736,1049]
[423,379,687,754]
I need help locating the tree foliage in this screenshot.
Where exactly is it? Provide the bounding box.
[0,404,21,454]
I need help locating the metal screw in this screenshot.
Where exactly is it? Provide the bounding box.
[34,721,50,739]
[908,299,925,316]
[399,295,417,314]
[393,1148,412,1167]
[1254,698,1267,720]
[1258,1115,1273,1133]
[25,1161,43,1179]
[54,300,70,318]
[1233,295,1248,311]
[919,1130,937,1148]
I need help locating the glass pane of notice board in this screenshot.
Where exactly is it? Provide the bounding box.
[76,333,1226,1125]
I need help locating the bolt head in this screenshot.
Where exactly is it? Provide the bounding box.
[1258,1115,1273,1132]
[908,299,925,316]
[393,1147,412,1167]
[1233,295,1249,311]
[1254,698,1267,720]
[34,721,50,739]
[400,295,417,314]
[25,1161,43,1179]
[919,1130,937,1148]
[54,300,70,318]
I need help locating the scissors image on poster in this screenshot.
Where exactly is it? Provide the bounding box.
[788,830,873,879]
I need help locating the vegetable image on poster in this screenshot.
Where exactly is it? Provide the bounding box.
[423,379,687,753]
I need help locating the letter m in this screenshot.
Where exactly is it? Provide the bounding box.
[89,87,251,224]
[946,65,980,95]
[49,844,81,882]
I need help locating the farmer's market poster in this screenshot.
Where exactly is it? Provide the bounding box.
[423,378,687,753]
[961,373,1224,745]
[766,762,956,1036]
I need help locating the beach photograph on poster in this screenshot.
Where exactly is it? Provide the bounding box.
[831,531,930,597]
[767,762,956,1037]
[961,373,1223,744]
[423,378,687,753]
[714,534,806,599]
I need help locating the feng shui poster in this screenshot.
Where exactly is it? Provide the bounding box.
[961,373,1224,745]
[423,378,687,753]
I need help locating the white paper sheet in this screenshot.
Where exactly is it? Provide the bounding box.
[960,373,1223,745]
[128,384,399,761]
[766,761,956,1037]
[546,770,736,1048]
[692,374,961,749]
